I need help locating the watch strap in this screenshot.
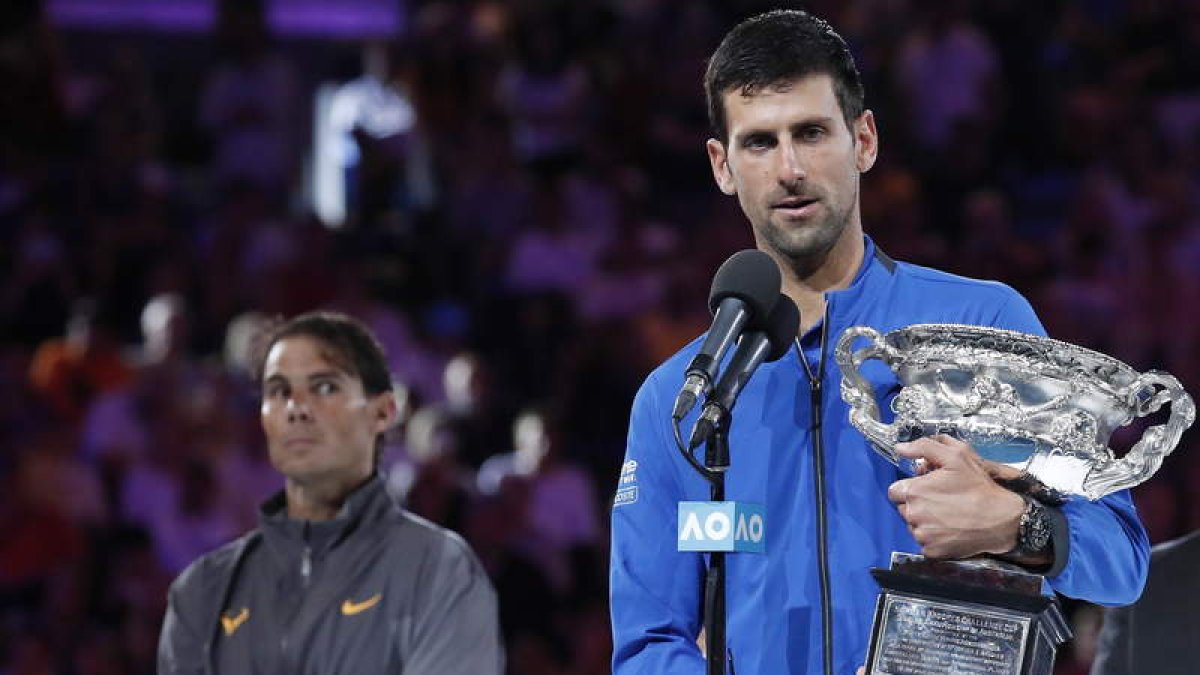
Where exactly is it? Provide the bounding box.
[1001,496,1048,558]
[1000,494,1070,576]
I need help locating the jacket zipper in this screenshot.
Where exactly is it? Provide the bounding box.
[798,306,833,675]
[284,525,313,671]
[301,545,312,587]
[301,520,313,588]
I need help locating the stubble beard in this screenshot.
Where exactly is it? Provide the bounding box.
[757,190,855,280]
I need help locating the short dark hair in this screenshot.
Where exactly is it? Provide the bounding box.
[256,311,392,395]
[255,311,393,463]
[704,9,865,143]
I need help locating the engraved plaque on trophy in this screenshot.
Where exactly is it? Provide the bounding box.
[865,554,1068,675]
[836,324,1196,674]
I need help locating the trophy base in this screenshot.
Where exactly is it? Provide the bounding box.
[865,554,1071,675]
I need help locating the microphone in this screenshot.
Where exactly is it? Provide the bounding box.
[672,250,782,421]
[687,295,800,449]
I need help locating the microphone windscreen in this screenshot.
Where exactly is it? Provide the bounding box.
[708,249,782,326]
[763,295,800,362]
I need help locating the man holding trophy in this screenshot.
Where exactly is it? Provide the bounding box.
[610,9,1190,675]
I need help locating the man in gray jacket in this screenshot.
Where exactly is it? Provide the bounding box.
[158,311,503,674]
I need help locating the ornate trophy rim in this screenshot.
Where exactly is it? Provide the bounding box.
[836,323,1196,500]
[892,323,1131,367]
[886,323,1138,402]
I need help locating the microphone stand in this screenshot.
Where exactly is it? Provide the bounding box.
[674,296,795,675]
[702,419,733,675]
[674,407,736,675]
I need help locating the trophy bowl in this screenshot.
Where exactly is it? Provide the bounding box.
[836,324,1195,500]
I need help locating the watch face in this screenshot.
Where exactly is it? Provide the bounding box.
[1025,502,1052,551]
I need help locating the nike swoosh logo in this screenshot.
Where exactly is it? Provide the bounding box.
[341,593,382,616]
[220,608,249,636]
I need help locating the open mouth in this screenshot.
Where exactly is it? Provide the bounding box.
[773,198,819,214]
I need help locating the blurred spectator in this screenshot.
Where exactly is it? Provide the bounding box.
[80,293,199,465]
[574,175,671,324]
[631,260,711,371]
[221,310,269,379]
[28,297,133,423]
[443,351,509,468]
[2,209,75,347]
[0,440,90,631]
[137,455,242,574]
[860,166,945,266]
[953,189,1050,290]
[504,183,607,296]
[83,46,169,217]
[137,292,191,368]
[442,113,533,246]
[392,405,474,533]
[329,266,447,404]
[894,2,1001,152]
[0,0,68,160]
[327,40,435,229]
[16,429,108,527]
[198,0,299,195]
[638,3,722,211]
[478,407,599,589]
[495,6,592,180]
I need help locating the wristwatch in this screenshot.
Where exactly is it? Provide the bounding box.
[1005,494,1053,559]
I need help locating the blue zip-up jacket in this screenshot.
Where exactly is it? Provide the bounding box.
[610,238,1149,674]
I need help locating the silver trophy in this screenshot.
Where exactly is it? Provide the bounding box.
[836,323,1195,675]
[836,323,1195,500]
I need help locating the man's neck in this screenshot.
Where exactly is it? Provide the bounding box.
[777,227,865,336]
[284,471,372,521]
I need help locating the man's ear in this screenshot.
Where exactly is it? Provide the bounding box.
[707,138,737,195]
[854,110,879,173]
[372,391,399,435]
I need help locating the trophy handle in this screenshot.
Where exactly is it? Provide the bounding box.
[1082,371,1197,499]
[835,326,901,464]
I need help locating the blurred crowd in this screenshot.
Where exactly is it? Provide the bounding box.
[1,0,1198,673]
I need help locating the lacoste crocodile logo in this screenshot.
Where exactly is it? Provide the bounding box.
[220,608,249,636]
[341,593,382,616]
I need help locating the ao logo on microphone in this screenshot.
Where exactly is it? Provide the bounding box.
[677,502,765,553]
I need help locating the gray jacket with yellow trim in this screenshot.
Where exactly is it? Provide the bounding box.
[157,474,503,674]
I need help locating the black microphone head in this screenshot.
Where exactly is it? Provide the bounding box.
[763,295,800,362]
[708,249,781,326]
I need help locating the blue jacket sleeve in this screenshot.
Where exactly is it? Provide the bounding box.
[610,373,707,674]
[1049,493,1149,605]
[990,287,1150,605]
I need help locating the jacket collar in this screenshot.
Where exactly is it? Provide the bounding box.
[257,472,390,563]
[825,234,896,329]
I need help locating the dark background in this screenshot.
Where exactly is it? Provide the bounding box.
[1,0,1198,673]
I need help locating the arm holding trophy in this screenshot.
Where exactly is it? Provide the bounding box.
[887,436,1051,566]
